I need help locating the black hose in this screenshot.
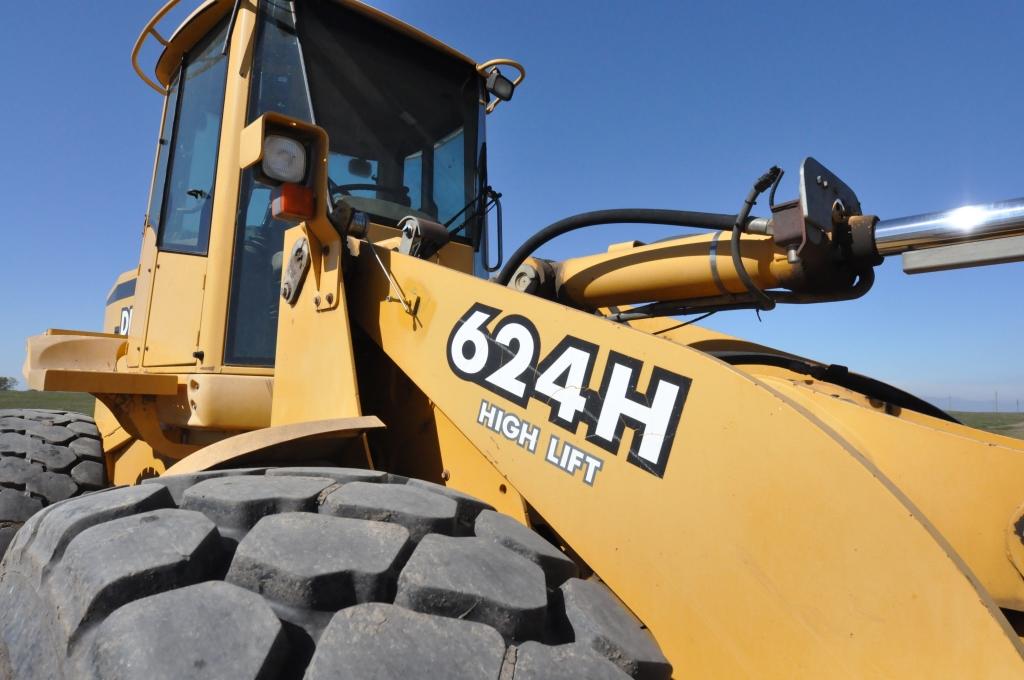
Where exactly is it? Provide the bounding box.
[494,209,744,286]
[730,167,782,311]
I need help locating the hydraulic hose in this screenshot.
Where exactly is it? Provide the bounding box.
[494,209,748,286]
[730,166,782,311]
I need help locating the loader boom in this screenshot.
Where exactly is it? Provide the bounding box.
[339,238,1024,677]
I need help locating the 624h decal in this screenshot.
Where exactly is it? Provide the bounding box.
[446,303,691,478]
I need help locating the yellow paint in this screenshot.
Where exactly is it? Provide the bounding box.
[142,251,207,366]
[432,406,529,523]
[349,245,1024,677]
[186,374,272,430]
[103,269,137,335]
[556,231,792,308]
[764,375,1024,610]
[126,227,158,368]
[271,226,362,424]
[110,439,169,485]
[164,416,384,475]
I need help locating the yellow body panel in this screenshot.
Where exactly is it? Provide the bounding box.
[432,406,530,522]
[348,245,1024,677]
[765,376,1024,610]
[271,226,362,425]
[109,439,169,485]
[126,227,158,368]
[142,251,207,366]
[164,416,384,475]
[186,374,272,430]
[103,269,137,335]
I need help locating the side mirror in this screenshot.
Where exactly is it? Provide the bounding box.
[476,59,525,114]
[486,70,515,102]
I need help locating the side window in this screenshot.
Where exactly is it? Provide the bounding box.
[145,76,179,234]
[156,20,230,255]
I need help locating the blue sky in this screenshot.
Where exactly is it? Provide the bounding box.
[0,1,1021,411]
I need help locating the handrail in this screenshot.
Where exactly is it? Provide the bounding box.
[131,0,185,94]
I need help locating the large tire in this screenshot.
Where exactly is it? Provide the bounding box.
[0,467,671,680]
[0,409,107,556]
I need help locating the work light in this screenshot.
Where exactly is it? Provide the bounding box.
[262,135,307,184]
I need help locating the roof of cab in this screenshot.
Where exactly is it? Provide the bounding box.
[150,0,476,90]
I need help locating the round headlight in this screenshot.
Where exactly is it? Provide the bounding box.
[263,135,306,184]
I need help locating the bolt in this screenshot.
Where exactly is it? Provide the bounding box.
[822,179,829,188]
[281,283,292,300]
[441,469,451,482]
[816,175,823,185]
[325,293,334,305]
[314,294,322,306]
[787,247,801,264]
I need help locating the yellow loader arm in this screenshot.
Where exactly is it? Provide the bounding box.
[348,242,1024,677]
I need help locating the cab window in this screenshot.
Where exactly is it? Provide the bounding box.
[156,20,230,255]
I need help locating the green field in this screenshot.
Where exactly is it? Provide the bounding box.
[0,391,95,415]
[0,392,1022,441]
[951,411,1024,440]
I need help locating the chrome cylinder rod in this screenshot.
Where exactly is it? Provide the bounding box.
[874,197,1024,255]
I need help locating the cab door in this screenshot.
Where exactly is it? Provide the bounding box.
[136,20,230,368]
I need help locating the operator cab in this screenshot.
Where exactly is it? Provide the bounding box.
[228,0,490,364]
[249,0,485,230]
[141,0,519,369]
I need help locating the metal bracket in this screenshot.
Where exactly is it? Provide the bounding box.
[799,157,862,232]
[399,216,450,260]
[770,199,808,262]
[281,237,311,306]
[902,233,1024,274]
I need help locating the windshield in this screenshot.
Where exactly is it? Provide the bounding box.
[225,0,486,366]
[298,0,484,229]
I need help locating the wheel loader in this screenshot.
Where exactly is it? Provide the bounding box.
[3,0,1024,677]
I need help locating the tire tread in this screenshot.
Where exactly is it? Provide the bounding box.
[0,410,107,558]
[1,466,669,679]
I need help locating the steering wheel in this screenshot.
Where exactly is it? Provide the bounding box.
[333,182,410,203]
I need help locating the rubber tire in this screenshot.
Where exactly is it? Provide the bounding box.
[0,467,671,680]
[0,409,107,557]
